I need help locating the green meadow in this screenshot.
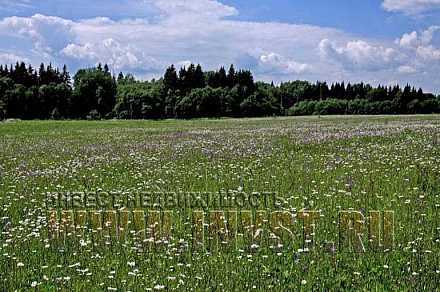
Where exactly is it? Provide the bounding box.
[0,115,439,290]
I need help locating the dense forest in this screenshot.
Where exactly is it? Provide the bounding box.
[0,62,439,120]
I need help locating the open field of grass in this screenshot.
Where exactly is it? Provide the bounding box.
[1,115,440,290]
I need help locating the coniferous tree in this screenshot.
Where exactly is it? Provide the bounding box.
[164,65,178,92]
[178,66,187,94]
[227,65,236,88]
[218,67,227,88]
[62,65,71,85]
[0,60,438,120]
[186,64,196,91]
[117,72,124,83]
[194,64,205,89]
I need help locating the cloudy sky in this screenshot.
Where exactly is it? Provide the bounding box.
[1,0,440,92]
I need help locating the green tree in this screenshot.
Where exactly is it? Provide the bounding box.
[164,65,178,92]
[194,64,205,89]
[175,87,221,118]
[0,77,13,119]
[72,66,116,118]
[227,64,236,88]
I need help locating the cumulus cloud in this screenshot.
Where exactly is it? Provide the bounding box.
[319,39,402,71]
[399,31,422,49]
[0,14,74,56]
[259,52,310,74]
[44,1,339,79]
[398,26,440,48]
[416,45,440,61]
[397,26,440,62]
[150,0,238,19]
[176,60,193,68]
[61,38,161,72]
[398,65,417,74]
[0,1,344,81]
[0,52,29,64]
[0,0,439,91]
[382,0,440,14]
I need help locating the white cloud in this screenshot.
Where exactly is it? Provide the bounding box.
[382,0,440,14]
[421,26,440,43]
[398,26,440,48]
[62,38,161,72]
[62,43,97,60]
[176,60,193,68]
[319,39,402,71]
[0,0,439,91]
[398,65,417,74]
[416,45,440,60]
[398,31,422,48]
[259,52,310,74]
[49,2,340,79]
[0,52,29,64]
[150,0,238,19]
[397,26,440,62]
[0,14,74,56]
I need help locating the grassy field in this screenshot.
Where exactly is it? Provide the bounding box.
[1,115,440,290]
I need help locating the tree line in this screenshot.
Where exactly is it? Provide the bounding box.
[0,61,439,120]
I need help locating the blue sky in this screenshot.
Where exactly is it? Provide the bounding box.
[1,0,440,92]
